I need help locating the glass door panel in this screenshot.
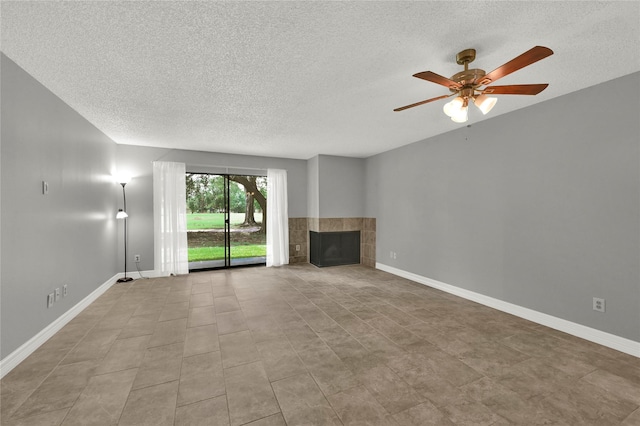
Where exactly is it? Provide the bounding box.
[228,176,267,266]
[186,174,227,270]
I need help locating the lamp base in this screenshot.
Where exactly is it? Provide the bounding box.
[117,277,134,283]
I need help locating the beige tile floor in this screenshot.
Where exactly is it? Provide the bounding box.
[2,264,639,425]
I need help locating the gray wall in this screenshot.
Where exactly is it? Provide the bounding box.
[307,155,319,218]
[318,155,366,218]
[115,145,308,272]
[366,72,640,341]
[1,54,119,358]
[306,154,366,219]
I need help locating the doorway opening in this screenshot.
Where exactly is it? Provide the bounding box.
[186,173,267,270]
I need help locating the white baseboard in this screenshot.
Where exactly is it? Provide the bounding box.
[376,263,640,358]
[0,273,120,379]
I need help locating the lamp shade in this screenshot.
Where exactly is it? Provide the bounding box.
[116,209,128,219]
[114,173,131,185]
[474,94,497,115]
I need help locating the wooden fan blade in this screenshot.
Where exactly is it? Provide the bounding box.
[482,84,549,95]
[394,94,452,112]
[413,71,462,90]
[480,46,553,85]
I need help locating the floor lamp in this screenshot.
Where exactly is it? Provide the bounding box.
[116,176,133,283]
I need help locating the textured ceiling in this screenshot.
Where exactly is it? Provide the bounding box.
[2,1,639,160]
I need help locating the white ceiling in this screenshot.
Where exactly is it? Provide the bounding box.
[2,1,639,160]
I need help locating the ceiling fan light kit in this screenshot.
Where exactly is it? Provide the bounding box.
[443,94,496,122]
[395,46,554,123]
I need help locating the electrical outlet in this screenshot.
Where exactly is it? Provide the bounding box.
[593,297,605,313]
[393,252,397,259]
[295,245,301,251]
[55,287,60,301]
[47,293,54,308]
[63,284,68,297]
[134,254,141,262]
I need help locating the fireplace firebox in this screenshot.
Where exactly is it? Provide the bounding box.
[309,231,360,267]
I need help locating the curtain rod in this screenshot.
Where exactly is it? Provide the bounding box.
[150,159,267,172]
[151,152,269,172]
[185,163,268,172]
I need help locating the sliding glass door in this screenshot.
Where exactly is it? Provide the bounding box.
[186,173,267,270]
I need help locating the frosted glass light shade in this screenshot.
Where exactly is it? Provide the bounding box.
[116,209,128,219]
[443,97,464,117]
[474,94,497,115]
[450,106,468,123]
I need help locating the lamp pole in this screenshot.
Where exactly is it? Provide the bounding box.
[117,181,133,283]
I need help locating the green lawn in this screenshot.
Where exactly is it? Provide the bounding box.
[187,213,262,230]
[188,244,266,262]
[187,213,265,262]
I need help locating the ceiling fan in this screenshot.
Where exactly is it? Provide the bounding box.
[394,46,554,122]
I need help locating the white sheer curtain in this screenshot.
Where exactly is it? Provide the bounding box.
[266,169,289,267]
[153,161,189,275]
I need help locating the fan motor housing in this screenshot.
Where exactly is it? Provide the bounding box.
[450,68,486,90]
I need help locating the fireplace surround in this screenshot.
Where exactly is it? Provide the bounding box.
[287,217,376,267]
